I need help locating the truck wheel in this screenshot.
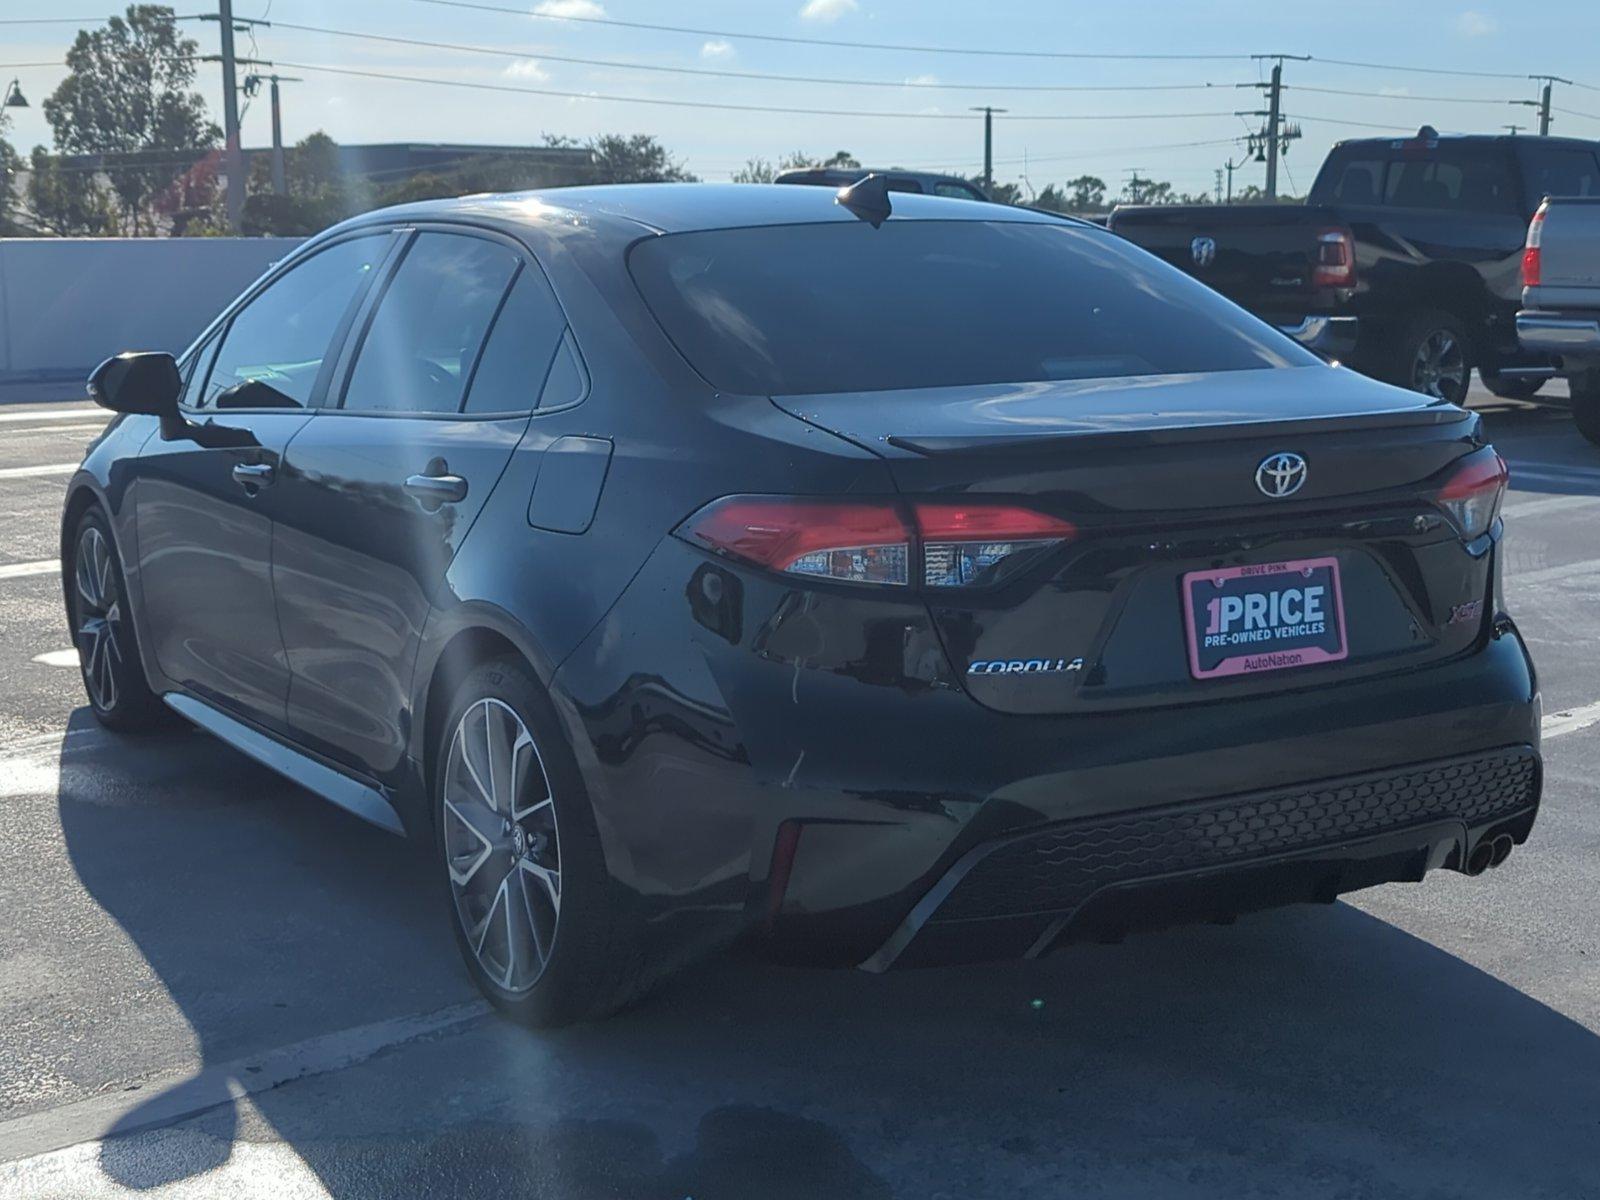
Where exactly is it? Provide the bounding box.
[1572,372,1600,447]
[1479,369,1545,401]
[1386,311,1473,405]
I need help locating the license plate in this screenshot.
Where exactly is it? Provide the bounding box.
[1182,556,1348,680]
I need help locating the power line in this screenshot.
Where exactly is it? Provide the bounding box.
[1288,84,1518,106]
[1309,56,1530,81]
[268,21,1241,93]
[406,0,1251,61]
[268,60,1242,121]
[1552,105,1600,122]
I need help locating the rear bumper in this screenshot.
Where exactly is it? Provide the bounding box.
[1278,315,1360,361]
[1516,309,1600,365]
[862,746,1538,970]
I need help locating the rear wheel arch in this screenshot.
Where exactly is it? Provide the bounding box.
[418,625,527,809]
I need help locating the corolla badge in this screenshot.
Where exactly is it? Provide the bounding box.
[1190,235,1217,267]
[1256,452,1308,498]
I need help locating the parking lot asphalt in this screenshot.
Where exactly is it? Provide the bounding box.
[0,383,1597,1198]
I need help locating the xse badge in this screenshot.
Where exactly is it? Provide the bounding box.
[1181,556,1348,679]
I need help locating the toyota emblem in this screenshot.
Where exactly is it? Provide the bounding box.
[1255,452,1307,498]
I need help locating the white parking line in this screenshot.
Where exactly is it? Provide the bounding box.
[1503,494,1600,519]
[31,648,78,667]
[0,559,60,581]
[1542,701,1600,741]
[0,999,491,1163]
[0,462,77,480]
[0,407,101,424]
[1514,556,1600,588]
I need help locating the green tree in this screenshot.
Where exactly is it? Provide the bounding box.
[240,132,354,235]
[1121,176,1175,206]
[970,176,1023,205]
[0,107,22,234]
[1065,174,1107,211]
[25,146,118,235]
[731,157,777,184]
[586,134,697,184]
[733,149,862,184]
[42,4,220,234]
[1030,183,1070,213]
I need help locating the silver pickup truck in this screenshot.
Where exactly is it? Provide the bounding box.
[1518,196,1600,444]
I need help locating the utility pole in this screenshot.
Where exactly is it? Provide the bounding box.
[1503,123,1526,136]
[217,0,243,229]
[246,72,301,194]
[1224,155,1242,203]
[1242,55,1309,201]
[1214,168,1223,205]
[970,106,1006,194]
[1515,76,1571,136]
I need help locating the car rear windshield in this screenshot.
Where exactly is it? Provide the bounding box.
[628,219,1315,396]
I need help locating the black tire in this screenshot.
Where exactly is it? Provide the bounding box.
[1572,371,1600,447]
[1382,310,1474,405]
[1479,369,1545,401]
[65,505,168,732]
[434,656,647,1027]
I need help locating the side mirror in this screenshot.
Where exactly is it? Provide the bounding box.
[86,351,181,416]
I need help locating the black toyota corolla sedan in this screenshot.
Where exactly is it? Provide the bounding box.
[63,181,1540,1025]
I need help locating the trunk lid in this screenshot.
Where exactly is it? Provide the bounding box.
[773,367,1492,716]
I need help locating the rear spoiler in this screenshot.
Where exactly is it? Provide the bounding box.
[886,404,1473,457]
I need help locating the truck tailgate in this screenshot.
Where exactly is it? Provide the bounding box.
[1109,204,1346,320]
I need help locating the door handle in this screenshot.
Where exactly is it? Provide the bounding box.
[231,462,275,490]
[404,472,468,506]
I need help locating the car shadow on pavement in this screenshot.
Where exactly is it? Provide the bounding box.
[52,710,1599,1199]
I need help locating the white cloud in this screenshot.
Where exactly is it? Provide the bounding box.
[902,74,940,88]
[799,0,858,22]
[1456,10,1498,36]
[532,0,604,17]
[1378,85,1411,96]
[504,59,549,80]
[700,39,735,59]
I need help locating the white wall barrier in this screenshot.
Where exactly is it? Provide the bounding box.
[0,237,303,385]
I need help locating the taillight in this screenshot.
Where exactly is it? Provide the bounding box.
[1436,450,1508,541]
[915,502,1075,588]
[1312,227,1356,288]
[1522,201,1546,288]
[676,497,912,585]
[675,496,1076,589]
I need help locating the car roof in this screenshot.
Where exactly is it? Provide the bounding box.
[1330,133,1599,151]
[341,182,1062,239]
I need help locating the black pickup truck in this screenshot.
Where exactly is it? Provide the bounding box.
[1109,128,1600,405]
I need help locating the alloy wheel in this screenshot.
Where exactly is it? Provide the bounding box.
[442,697,562,994]
[1411,329,1467,402]
[73,525,123,712]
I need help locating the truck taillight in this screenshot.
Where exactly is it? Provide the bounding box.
[675,497,1075,589]
[1312,227,1356,288]
[1435,449,1507,541]
[1522,201,1546,288]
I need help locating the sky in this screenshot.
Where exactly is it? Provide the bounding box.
[3,0,1600,199]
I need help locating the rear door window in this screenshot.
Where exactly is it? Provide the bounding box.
[462,267,569,414]
[1383,149,1516,214]
[1325,158,1385,205]
[341,232,520,415]
[1520,144,1600,204]
[630,219,1315,396]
